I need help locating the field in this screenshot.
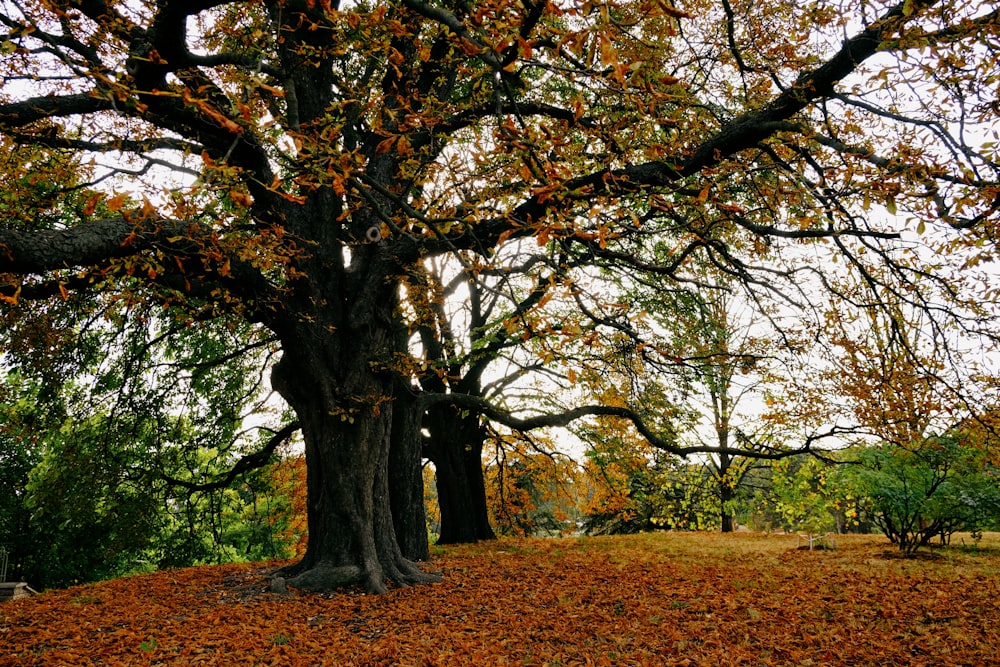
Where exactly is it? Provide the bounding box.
[2,532,1000,666]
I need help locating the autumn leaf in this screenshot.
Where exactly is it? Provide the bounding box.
[3,534,1000,666]
[229,190,253,207]
[81,192,101,216]
[0,283,20,305]
[651,0,696,20]
[106,193,127,212]
[182,89,244,135]
[376,136,397,154]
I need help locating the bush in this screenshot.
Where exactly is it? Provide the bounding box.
[843,435,1000,554]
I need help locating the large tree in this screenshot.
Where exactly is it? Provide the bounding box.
[0,0,997,592]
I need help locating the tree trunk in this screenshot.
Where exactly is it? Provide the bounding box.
[389,380,430,561]
[425,406,496,544]
[719,473,735,533]
[269,303,437,593]
[716,440,735,532]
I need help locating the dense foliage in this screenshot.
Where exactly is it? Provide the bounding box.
[0,403,306,589]
[843,437,1000,553]
[0,305,306,589]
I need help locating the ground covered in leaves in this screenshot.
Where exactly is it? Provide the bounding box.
[3,532,1000,666]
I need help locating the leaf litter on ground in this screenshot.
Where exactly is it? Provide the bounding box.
[2,532,1000,666]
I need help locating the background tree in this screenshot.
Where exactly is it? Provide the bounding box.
[1,0,998,593]
[485,430,582,537]
[580,423,670,534]
[0,294,304,588]
[634,275,784,531]
[0,372,52,583]
[406,250,559,545]
[770,455,855,536]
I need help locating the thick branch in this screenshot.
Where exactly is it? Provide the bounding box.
[162,421,301,492]
[0,93,110,127]
[0,216,282,322]
[0,217,193,274]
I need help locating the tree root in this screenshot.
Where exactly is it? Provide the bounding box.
[284,565,364,592]
[273,559,441,594]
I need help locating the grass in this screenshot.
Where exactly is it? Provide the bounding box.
[2,532,1000,666]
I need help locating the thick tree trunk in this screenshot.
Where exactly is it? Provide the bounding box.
[426,407,496,544]
[269,309,437,593]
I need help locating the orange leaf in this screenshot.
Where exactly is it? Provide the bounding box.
[0,284,20,305]
[81,192,101,216]
[229,190,253,207]
[375,136,397,154]
[107,193,127,212]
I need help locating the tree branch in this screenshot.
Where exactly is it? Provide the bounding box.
[0,216,191,274]
[422,392,839,461]
[0,93,110,127]
[162,420,301,492]
[481,0,936,245]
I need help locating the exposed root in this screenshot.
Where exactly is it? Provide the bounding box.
[285,565,364,592]
[274,558,441,594]
[393,557,442,585]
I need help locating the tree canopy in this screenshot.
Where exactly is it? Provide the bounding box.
[0,0,998,592]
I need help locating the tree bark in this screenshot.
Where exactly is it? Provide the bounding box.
[268,284,437,593]
[425,406,496,544]
[389,379,431,561]
[719,483,735,533]
[717,449,735,533]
